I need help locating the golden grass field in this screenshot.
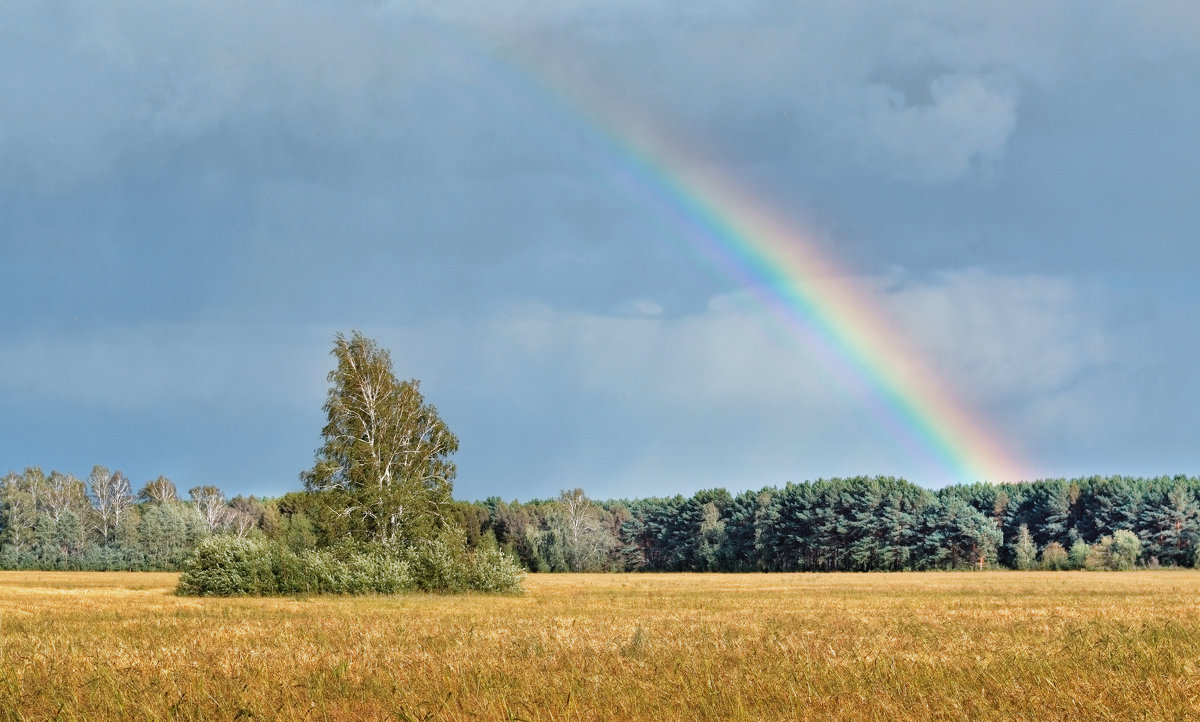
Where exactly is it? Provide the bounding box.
[2,571,1199,720]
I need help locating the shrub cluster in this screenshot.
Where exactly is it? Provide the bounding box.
[176,536,524,596]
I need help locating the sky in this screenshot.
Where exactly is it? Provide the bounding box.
[2,1,1199,502]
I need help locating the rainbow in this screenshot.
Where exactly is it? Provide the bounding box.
[478,41,1032,485]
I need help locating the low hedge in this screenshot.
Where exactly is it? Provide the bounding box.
[177,536,524,596]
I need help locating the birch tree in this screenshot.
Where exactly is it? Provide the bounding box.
[139,476,178,504]
[302,331,458,548]
[90,467,134,546]
[541,489,612,571]
[189,485,229,534]
[0,471,38,555]
[44,472,89,524]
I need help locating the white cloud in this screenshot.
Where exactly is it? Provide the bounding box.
[872,269,1109,400]
[627,300,664,317]
[0,1,469,192]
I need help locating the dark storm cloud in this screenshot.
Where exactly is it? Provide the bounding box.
[2,1,1199,497]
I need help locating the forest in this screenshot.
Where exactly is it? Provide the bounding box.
[1,468,1195,573]
[4,333,1192,577]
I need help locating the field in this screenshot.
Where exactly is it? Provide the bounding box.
[2,572,1199,720]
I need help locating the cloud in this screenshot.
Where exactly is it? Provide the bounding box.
[873,269,1109,400]
[6,1,1197,194]
[472,3,1064,182]
[849,72,1021,182]
[4,1,1200,496]
[0,266,1184,495]
[369,269,1120,492]
[870,269,1123,451]
[0,1,476,192]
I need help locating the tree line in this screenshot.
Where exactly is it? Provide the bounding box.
[4,332,1196,576]
[466,474,1198,573]
[5,469,1195,573]
[0,467,252,570]
[0,330,528,596]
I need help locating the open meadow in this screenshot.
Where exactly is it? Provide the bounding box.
[2,571,1199,720]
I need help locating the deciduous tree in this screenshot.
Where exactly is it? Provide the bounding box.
[302,331,458,547]
[1014,524,1037,570]
[189,486,230,535]
[140,476,178,505]
[90,467,134,546]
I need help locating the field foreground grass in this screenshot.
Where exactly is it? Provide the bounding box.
[2,571,1199,720]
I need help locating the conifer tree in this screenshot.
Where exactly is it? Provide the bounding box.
[1138,484,1199,566]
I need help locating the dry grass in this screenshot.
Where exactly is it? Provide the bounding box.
[2,570,1200,720]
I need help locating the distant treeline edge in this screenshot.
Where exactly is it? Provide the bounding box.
[1,469,1195,572]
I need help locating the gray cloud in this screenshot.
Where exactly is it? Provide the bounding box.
[0,265,1192,496]
[361,270,1136,492]
[3,1,1200,497]
[5,1,1194,194]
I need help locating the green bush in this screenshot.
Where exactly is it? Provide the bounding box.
[271,544,311,594]
[467,547,526,593]
[356,550,413,595]
[1107,530,1142,570]
[1068,540,1090,569]
[399,535,525,594]
[177,535,521,596]
[177,536,277,596]
[1085,531,1143,571]
[404,537,468,592]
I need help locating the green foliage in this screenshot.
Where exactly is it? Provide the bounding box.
[1068,540,1091,569]
[293,546,413,595]
[1138,484,1199,566]
[138,500,209,570]
[301,331,458,548]
[1086,531,1143,571]
[465,547,526,593]
[177,536,277,596]
[178,534,523,596]
[396,529,524,594]
[1013,525,1037,570]
[404,536,468,592]
[917,495,1001,570]
[1084,542,1108,570]
[1107,530,1142,570]
[696,501,728,572]
[178,537,413,596]
[521,489,615,573]
[8,465,1200,576]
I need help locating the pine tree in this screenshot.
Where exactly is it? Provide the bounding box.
[1138,484,1199,566]
[1037,481,1073,547]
